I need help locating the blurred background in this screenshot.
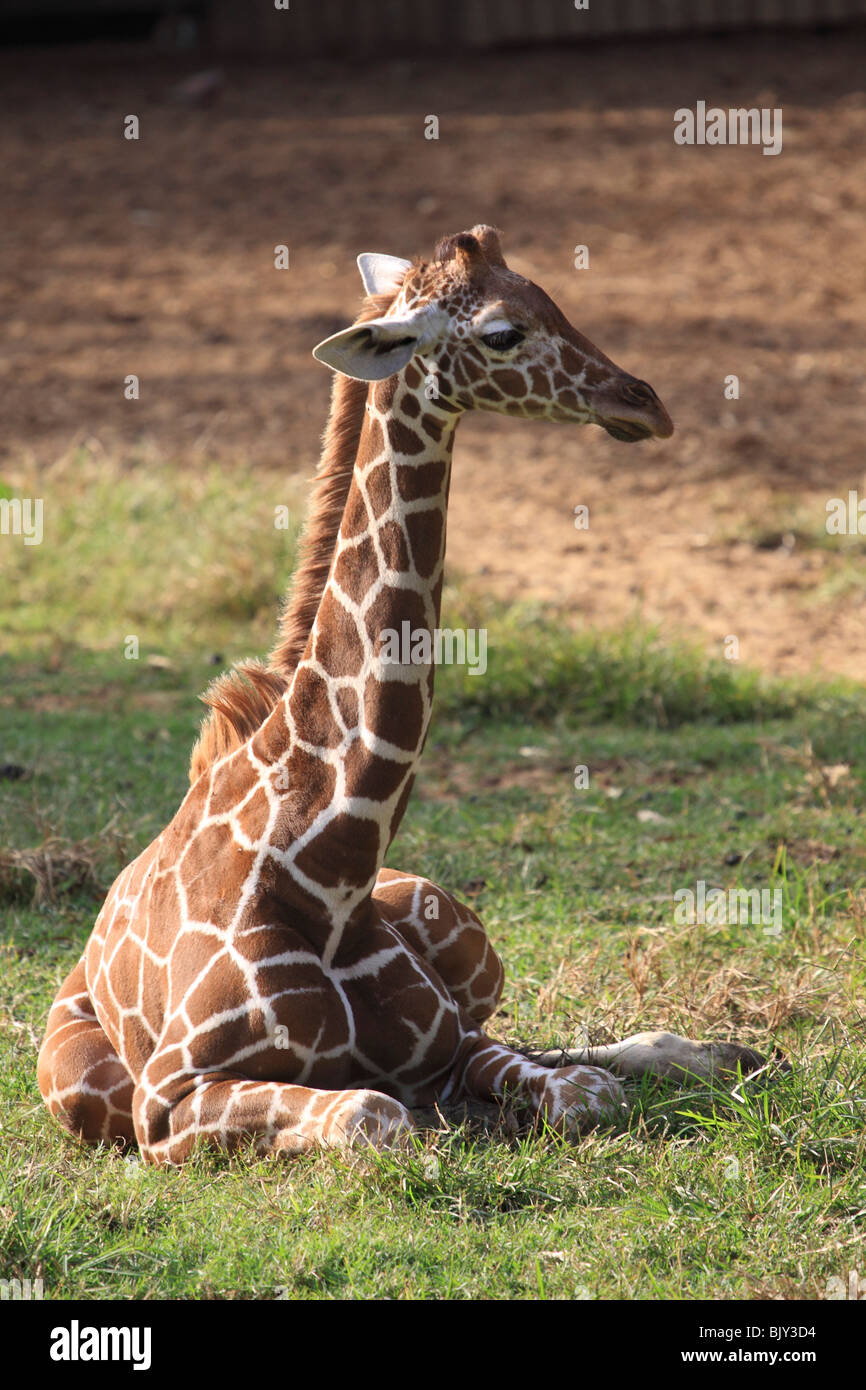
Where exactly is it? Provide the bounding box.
[1,0,865,678]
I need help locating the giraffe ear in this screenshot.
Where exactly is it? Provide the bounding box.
[357,253,412,296]
[313,315,423,381]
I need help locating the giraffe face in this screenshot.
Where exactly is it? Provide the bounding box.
[314,226,673,442]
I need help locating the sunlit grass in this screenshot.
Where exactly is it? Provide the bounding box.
[1,447,864,1299]
[1,441,304,659]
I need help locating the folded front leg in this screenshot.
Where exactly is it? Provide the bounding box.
[37,956,136,1147]
[134,1071,414,1166]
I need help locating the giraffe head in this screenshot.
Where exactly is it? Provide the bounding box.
[314,225,673,442]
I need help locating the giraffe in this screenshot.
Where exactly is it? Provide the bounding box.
[38,227,766,1164]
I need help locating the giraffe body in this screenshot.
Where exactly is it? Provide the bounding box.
[39,228,763,1164]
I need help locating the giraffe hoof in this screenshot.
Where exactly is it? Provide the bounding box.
[771,1047,793,1075]
[704,1041,770,1078]
[725,1044,792,1084]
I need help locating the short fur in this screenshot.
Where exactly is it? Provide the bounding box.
[189,230,507,784]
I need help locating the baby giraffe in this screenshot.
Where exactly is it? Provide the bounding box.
[38,227,764,1163]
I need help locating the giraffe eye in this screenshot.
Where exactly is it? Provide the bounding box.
[480,328,524,352]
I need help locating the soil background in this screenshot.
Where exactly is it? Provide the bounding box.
[2,27,865,677]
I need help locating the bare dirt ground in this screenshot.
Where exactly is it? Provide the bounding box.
[1,29,865,678]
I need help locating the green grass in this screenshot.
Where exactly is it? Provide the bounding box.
[437,601,842,726]
[0,442,304,660]
[1,451,864,1300]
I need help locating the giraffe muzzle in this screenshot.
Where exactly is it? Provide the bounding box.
[598,377,674,442]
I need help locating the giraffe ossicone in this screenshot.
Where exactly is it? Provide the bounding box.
[38,226,765,1164]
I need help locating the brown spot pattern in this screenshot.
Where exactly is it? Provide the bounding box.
[38,226,669,1165]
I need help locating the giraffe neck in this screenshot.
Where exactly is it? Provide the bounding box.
[251,369,460,953]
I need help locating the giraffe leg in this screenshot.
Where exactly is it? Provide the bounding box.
[37,958,136,1146]
[527,1032,770,1082]
[133,1070,415,1166]
[453,1034,627,1136]
[374,868,504,1023]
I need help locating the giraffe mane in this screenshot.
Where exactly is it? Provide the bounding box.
[188,288,400,785]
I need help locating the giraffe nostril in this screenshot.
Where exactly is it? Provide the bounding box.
[621,379,656,407]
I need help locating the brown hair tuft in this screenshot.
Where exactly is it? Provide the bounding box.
[188,288,400,784]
